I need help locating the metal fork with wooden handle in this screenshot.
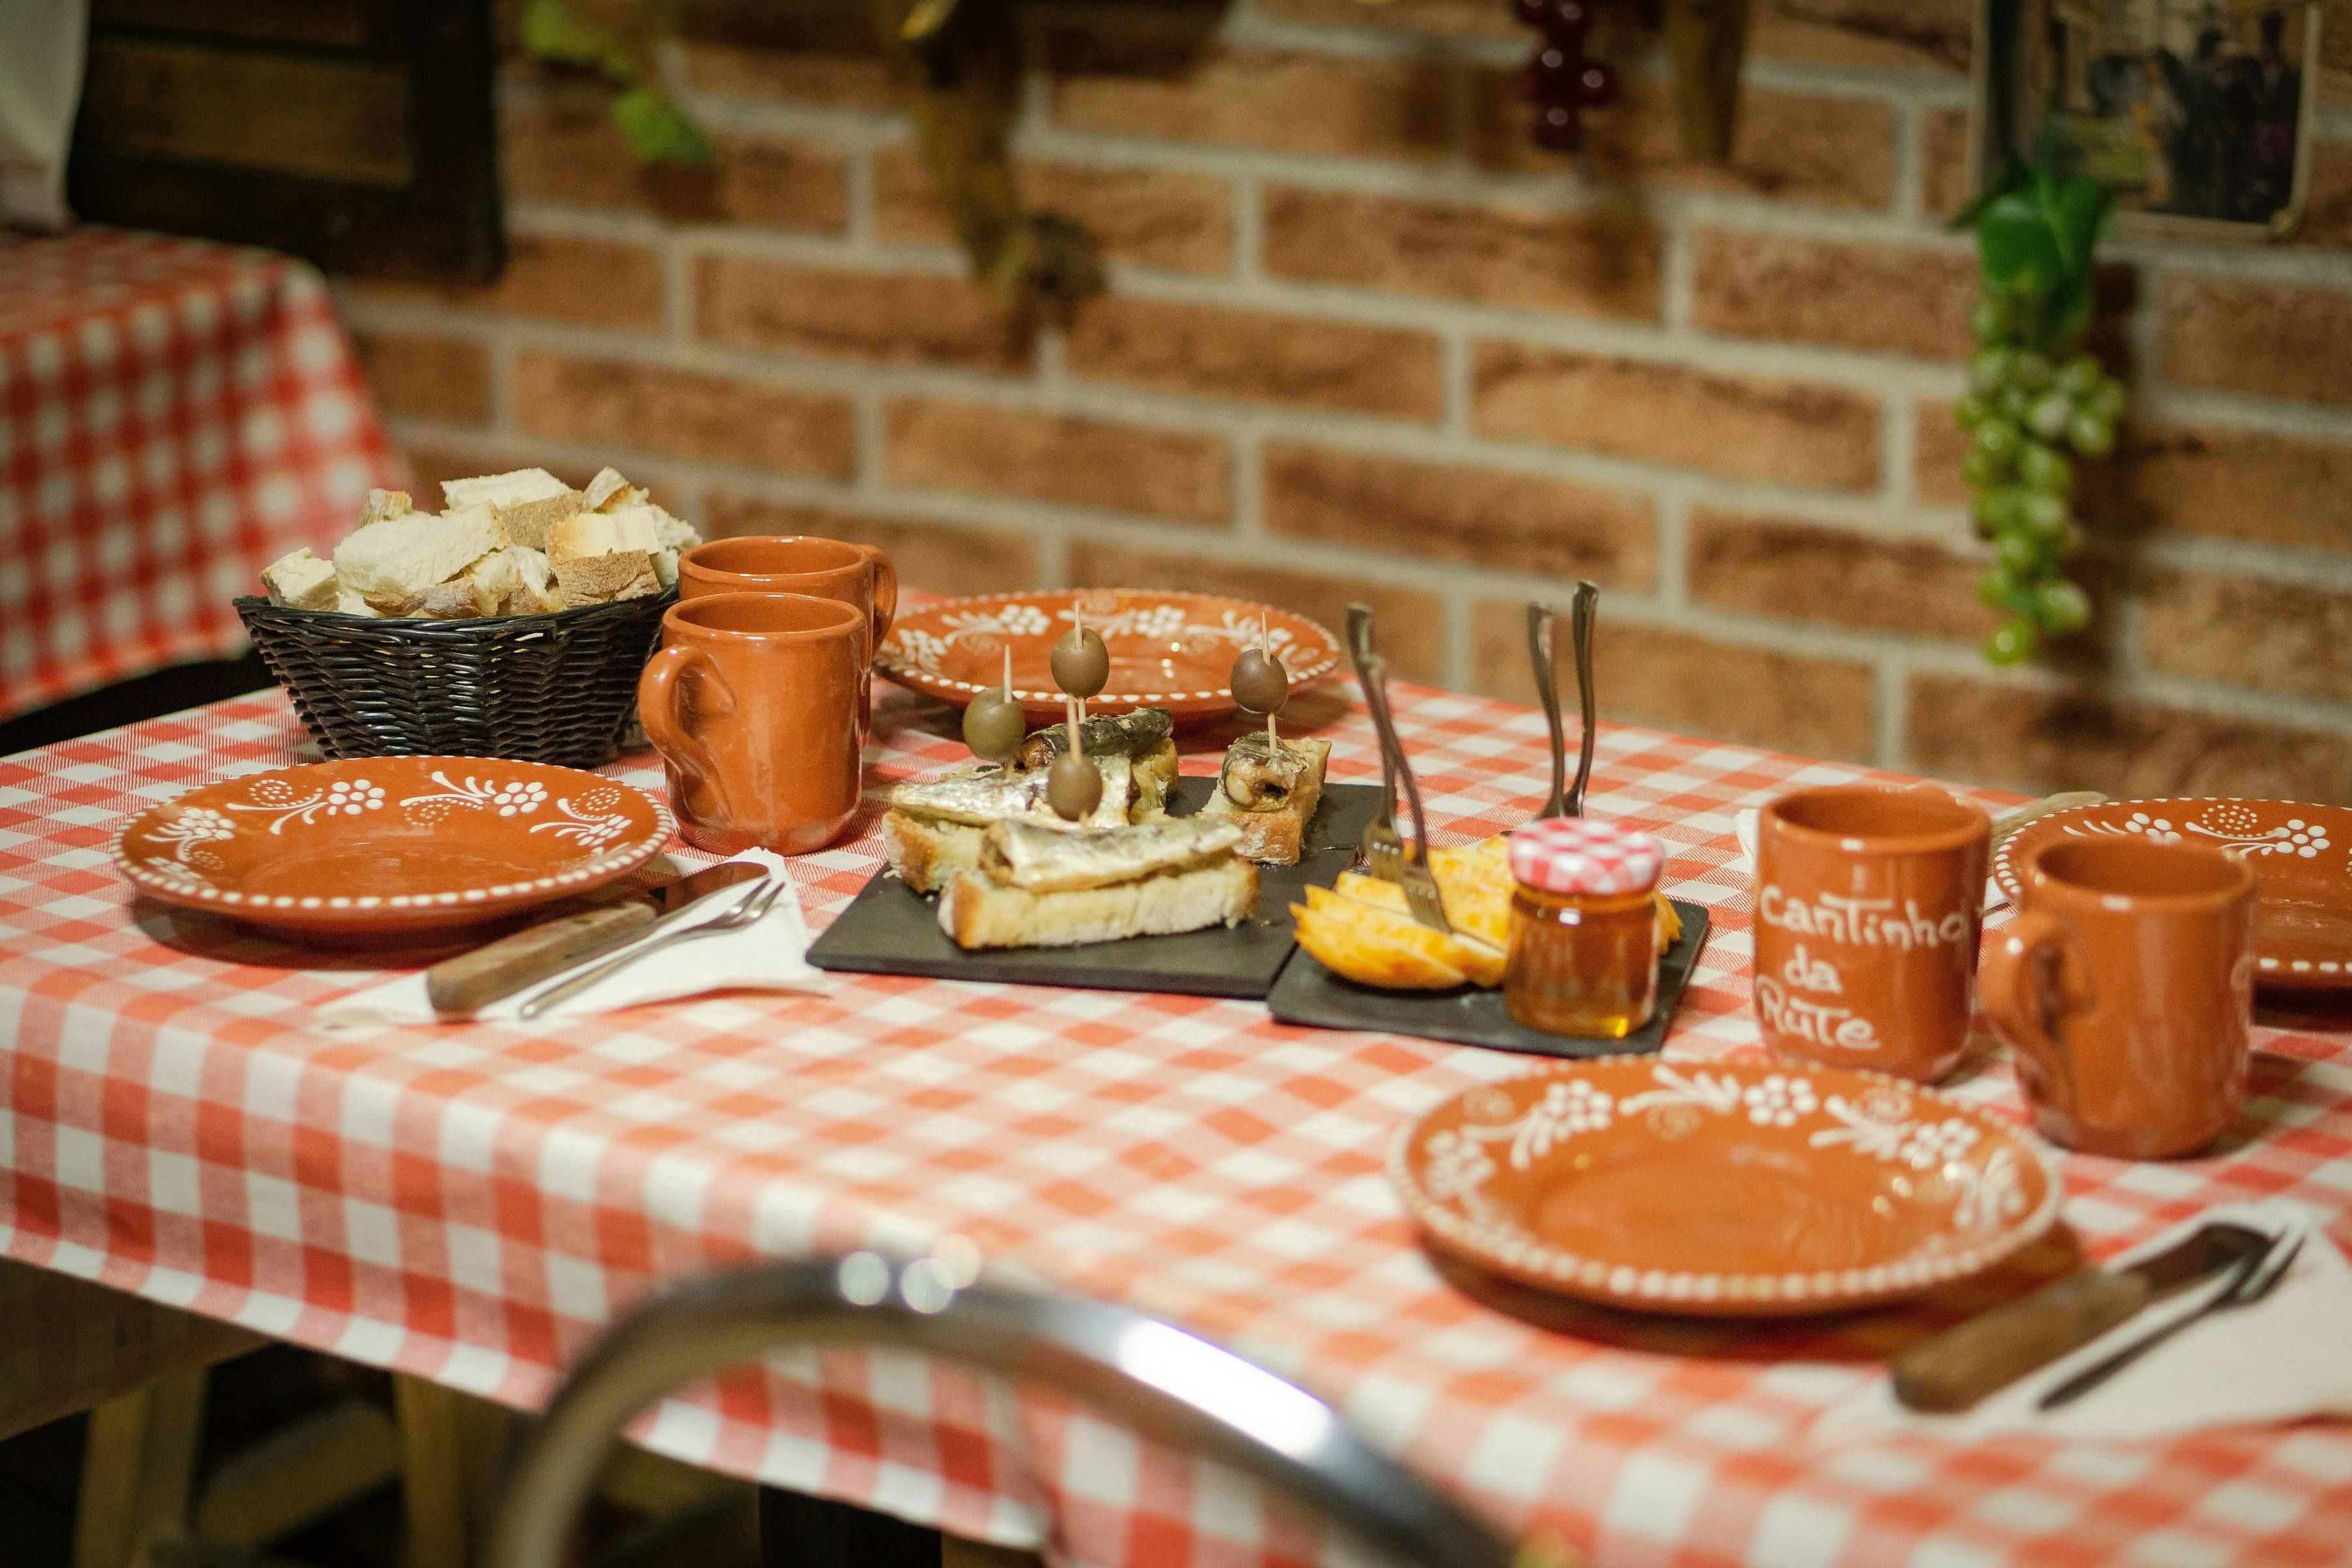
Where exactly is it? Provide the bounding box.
[516,874,790,1021]
[1356,652,1452,936]
[1345,603,1403,881]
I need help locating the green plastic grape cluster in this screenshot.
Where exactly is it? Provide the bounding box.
[1957,288,2123,666]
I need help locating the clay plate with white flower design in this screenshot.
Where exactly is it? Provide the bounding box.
[1994,798,2352,991]
[1390,1058,2061,1316]
[112,757,670,942]
[876,589,1341,723]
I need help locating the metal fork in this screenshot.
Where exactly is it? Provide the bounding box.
[1527,602,1568,821]
[1357,652,1452,936]
[2038,1232,2306,1409]
[1346,603,1403,881]
[1565,580,1599,819]
[518,874,791,1020]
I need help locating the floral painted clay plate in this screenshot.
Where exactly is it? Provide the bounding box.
[877,589,1342,723]
[1390,1059,2061,1316]
[112,757,670,941]
[1995,798,2352,990]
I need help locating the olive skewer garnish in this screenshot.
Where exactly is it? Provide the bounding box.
[961,644,1027,764]
[1050,610,1109,723]
[1230,615,1289,754]
[1045,696,1103,821]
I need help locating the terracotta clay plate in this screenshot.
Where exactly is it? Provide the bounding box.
[876,589,1342,723]
[1995,797,2352,991]
[112,757,670,942]
[1390,1059,2061,1316]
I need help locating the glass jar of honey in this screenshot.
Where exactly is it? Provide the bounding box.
[1503,818,1665,1039]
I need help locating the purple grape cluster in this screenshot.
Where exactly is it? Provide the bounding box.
[1513,0,1617,152]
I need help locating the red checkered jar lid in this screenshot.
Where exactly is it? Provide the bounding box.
[1509,817,1664,897]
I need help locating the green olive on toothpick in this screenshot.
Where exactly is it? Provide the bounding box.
[1045,698,1102,821]
[962,644,1027,764]
[1051,612,1109,721]
[1230,616,1289,751]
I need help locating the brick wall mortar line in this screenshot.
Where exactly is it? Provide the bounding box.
[1873,655,1910,772]
[1892,101,1927,223]
[1215,11,1522,67]
[2119,535,2352,590]
[847,139,877,248]
[1233,429,1264,539]
[1656,490,1690,610]
[2126,384,2352,440]
[1086,265,1970,393]
[657,231,693,345]
[1877,386,1909,502]
[2117,238,2352,289]
[1440,591,1471,691]
[1006,123,1960,237]
[1232,169,1264,279]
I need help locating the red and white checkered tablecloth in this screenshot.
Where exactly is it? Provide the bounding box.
[0,227,397,723]
[1,672,2349,1567]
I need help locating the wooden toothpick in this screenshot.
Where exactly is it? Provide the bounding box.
[1262,614,1278,753]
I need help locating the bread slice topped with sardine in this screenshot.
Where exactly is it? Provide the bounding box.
[881,706,1179,894]
[1200,731,1331,865]
[937,817,1256,950]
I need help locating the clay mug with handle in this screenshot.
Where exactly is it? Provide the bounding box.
[678,536,896,727]
[1981,836,2257,1158]
[1753,783,1993,1083]
[638,592,866,857]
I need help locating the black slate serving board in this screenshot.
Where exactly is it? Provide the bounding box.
[808,779,1385,1000]
[1266,899,1711,1059]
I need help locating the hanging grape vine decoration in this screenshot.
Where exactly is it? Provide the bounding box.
[1952,154,2126,666]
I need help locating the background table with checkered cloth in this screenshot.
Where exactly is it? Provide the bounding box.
[0,226,397,723]
[1,666,2348,1567]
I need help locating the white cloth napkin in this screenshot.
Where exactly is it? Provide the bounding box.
[1734,808,2008,913]
[1814,1200,2352,1443]
[317,850,828,1030]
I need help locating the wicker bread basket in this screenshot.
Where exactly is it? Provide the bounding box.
[233,591,674,768]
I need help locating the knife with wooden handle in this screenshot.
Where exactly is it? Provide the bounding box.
[1891,1222,2268,1413]
[425,861,766,1019]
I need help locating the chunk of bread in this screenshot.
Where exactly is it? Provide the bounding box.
[260,547,342,612]
[441,468,567,512]
[883,811,985,896]
[332,588,378,617]
[1201,735,1331,865]
[938,855,1257,949]
[360,489,413,527]
[463,545,563,616]
[331,504,510,615]
[581,466,635,511]
[547,508,662,607]
[442,468,582,553]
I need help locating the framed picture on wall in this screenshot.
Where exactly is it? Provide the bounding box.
[1973,0,2322,240]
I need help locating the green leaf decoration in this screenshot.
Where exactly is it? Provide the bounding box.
[612,88,714,165]
[520,0,638,84]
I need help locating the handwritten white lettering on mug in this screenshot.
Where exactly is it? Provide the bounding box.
[1757,887,1970,949]
[1754,976,1882,1052]
[1781,942,1842,994]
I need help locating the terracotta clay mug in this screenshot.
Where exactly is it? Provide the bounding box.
[1753,784,1992,1082]
[678,535,896,655]
[1982,837,2257,1158]
[638,592,865,856]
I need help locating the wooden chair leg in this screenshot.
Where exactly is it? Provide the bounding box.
[393,1375,510,1568]
[74,1367,210,1568]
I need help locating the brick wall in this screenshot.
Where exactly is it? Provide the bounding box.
[336,0,2352,801]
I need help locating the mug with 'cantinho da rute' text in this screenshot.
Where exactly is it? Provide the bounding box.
[1753,784,1991,1083]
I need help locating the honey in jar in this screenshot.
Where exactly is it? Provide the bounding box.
[1503,818,1665,1039]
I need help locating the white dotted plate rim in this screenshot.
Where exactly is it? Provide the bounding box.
[1387,1056,2065,1316]
[874,589,1343,706]
[108,757,673,924]
[1990,794,2352,983]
